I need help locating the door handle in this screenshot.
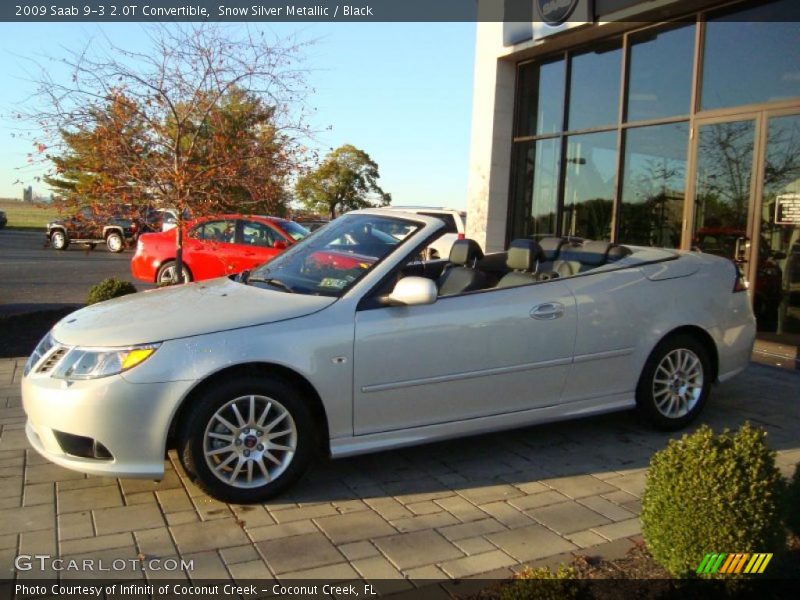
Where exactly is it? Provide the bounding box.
[530,302,565,320]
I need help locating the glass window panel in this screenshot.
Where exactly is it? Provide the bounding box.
[619,123,689,248]
[509,139,561,240]
[627,25,694,122]
[568,43,622,131]
[758,114,800,334]
[562,131,617,240]
[701,0,800,111]
[516,59,566,137]
[692,120,756,255]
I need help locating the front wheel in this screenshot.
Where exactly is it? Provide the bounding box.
[636,334,711,431]
[177,376,317,503]
[51,230,69,250]
[106,231,124,253]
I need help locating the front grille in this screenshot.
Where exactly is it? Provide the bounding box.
[36,346,67,373]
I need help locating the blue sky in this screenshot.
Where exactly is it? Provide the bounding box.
[0,22,475,209]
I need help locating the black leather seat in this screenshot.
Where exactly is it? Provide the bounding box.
[496,239,546,288]
[437,239,488,296]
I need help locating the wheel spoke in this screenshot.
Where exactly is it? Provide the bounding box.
[266,429,292,440]
[256,458,271,481]
[248,395,256,425]
[214,453,237,472]
[256,401,272,428]
[265,411,288,433]
[231,403,246,428]
[264,451,282,466]
[208,432,233,442]
[205,444,233,457]
[246,460,254,484]
[230,458,245,481]
[214,413,237,433]
[269,443,292,453]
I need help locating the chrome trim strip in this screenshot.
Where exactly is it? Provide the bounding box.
[572,347,633,364]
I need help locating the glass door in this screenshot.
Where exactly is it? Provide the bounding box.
[690,117,762,308]
[756,113,800,337]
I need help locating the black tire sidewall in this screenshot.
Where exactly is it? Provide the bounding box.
[636,334,711,431]
[156,261,191,283]
[177,376,317,504]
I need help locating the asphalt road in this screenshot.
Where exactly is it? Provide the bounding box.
[0,229,154,316]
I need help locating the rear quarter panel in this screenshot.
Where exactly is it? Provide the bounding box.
[559,253,754,403]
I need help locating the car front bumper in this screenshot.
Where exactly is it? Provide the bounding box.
[22,372,193,480]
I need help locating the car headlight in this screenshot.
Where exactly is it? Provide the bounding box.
[24,331,55,377]
[52,343,161,380]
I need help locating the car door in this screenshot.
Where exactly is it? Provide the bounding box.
[352,281,578,435]
[558,268,650,404]
[234,220,285,271]
[185,219,235,279]
[73,206,95,239]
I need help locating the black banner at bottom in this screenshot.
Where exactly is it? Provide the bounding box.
[2,578,800,600]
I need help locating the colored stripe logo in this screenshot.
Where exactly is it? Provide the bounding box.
[696,553,773,574]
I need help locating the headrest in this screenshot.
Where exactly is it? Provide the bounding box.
[506,239,545,272]
[538,237,568,261]
[570,241,612,266]
[449,239,484,266]
[607,244,632,261]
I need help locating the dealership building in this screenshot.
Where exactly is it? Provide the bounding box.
[466,0,800,340]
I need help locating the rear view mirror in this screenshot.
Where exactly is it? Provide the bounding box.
[387,277,437,306]
[273,240,288,250]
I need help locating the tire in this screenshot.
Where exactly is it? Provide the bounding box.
[636,334,712,431]
[177,376,317,503]
[156,261,192,284]
[106,231,124,253]
[51,230,69,251]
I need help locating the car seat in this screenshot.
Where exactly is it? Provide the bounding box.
[437,239,487,296]
[496,239,546,288]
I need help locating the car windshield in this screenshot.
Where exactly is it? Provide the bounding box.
[281,220,311,241]
[248,214,422,297]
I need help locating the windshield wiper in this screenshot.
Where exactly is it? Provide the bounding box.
[246,276,294,293]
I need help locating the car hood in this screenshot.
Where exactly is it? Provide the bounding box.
[52,277,336,347]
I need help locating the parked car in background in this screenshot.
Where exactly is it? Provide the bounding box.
[23,209,755,503]
[693,227,784,319]
[46,205,141,253]
[0,210,7,229]
[383,206,466,259]
[131,214,309,283]
[296,219,329,232]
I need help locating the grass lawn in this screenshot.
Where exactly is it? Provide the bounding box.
[0,198,59,230]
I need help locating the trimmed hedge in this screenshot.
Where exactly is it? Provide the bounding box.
[500,565,581,600]
[87,278,138,305]
[641,423,786,577]
[786,463,800,537]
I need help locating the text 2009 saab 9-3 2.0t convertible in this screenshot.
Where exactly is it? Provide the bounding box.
[22,209,755,503]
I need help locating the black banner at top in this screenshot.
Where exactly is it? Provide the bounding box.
[2,0,800,22]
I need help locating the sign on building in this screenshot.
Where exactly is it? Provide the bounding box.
[776,194,800,225]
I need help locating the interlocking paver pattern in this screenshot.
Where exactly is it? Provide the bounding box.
[0,357,797,581]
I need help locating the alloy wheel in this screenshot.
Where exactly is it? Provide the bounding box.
[652,348,704,419]
[203,394,297,489]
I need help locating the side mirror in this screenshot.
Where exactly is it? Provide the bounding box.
[273,240,288,250]
[386,277,437,306]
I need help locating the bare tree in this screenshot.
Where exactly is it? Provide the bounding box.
[21,24,313,282]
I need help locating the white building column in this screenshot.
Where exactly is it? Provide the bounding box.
[465,22,517,253]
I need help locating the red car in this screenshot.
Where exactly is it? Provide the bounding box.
[131,214,309,283]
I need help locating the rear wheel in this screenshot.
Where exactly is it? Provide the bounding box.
[177,376,317,503]
[156,261,192,284]
[51,230,68,250]
[636,334,711,431]
[106,231,124,253]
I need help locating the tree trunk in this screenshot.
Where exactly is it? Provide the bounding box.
[175,223,185,284]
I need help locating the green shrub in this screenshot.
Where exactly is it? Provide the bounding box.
[641,423,786,577]
[785,463,800,537]
[500,565,582,600]
[87,278,138,305]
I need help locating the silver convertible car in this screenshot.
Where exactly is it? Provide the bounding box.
[22,210,756,503]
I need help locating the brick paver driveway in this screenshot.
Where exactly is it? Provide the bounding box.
[1,357,798,586]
